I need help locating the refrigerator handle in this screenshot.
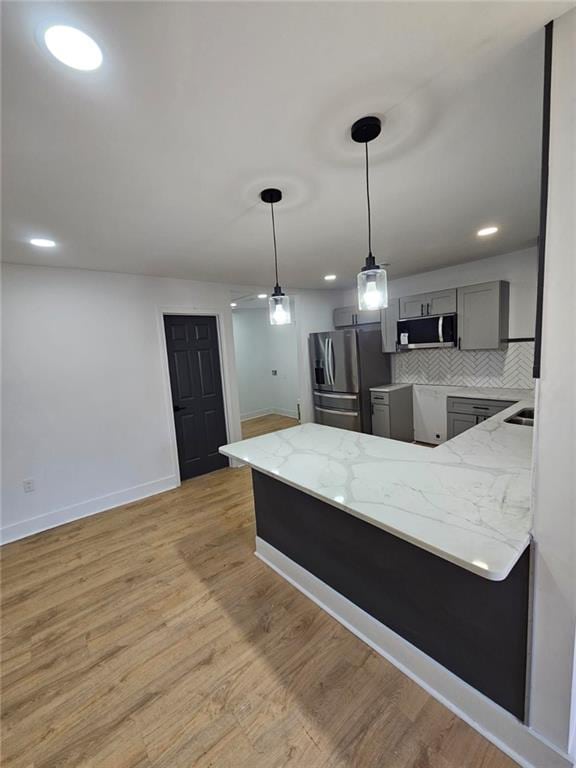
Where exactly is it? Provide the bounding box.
[328,337,335,386]
[324,338,333,385]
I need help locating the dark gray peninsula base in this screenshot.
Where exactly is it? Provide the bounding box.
[252,469,530,721]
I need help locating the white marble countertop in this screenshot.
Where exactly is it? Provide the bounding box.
[220,400,535,581]
[370,383,414,393]
[371,383,534,401]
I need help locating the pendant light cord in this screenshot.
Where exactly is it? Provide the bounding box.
[365,141,373,260]
[270,201,280,288]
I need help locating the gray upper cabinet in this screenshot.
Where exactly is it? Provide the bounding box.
[399,294,427,319]
[357,308,381,325]
[381,299,399,353]
[427,289,457,316]
[399,289,456,319]
[457,281,509,350]
[334,306,381,328]
[333,306,356,328]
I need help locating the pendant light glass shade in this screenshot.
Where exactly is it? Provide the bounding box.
[269,293,291,325]
[357,266,388,310]
[260,187,292,326]
[351,116,388,312]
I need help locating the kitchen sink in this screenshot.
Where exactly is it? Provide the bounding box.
[504,407,534,427]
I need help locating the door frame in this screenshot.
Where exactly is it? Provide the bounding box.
[157,306,240,484]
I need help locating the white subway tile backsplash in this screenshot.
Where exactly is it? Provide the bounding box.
[392,341,535,389]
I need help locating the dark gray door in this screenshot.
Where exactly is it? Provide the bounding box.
[164,315,228,480]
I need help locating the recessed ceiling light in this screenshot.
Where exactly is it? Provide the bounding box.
[230,302,237,308]
[324,274,337,281]
[477,226,499,237]
[44,25,103,71]
[257,294,267,299]
[30,238,56,248]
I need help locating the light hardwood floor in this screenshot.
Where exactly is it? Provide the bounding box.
[1,466,518,767]
[241,413,299,439]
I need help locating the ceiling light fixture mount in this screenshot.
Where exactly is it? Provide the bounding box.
[260,188,292,326]
[352,116,389,311]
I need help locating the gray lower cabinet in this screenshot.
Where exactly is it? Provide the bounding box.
[371,387,414,442]
[447,412,477,438]
[457,281,509,350]
[372,403,391,437]
[446,396,517,439]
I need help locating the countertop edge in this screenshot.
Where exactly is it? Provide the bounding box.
[219,446,531,581]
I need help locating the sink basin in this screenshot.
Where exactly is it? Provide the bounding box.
[504,407,534,427]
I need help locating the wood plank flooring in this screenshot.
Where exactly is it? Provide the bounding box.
[1,466,519,767]
[241,413,299,439]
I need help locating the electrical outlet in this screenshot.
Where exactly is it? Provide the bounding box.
[23,478,35,493]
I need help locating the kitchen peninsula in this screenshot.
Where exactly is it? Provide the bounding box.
[220,397,534,721]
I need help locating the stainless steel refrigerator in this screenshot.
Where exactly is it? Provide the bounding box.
[309,328,391,432]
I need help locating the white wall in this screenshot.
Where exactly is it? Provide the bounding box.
[232,309,275,419]
[1,264,243,543]
[1,265,343,542]
[269,313,299,418]
[529,7,575,757]
[232,307,300,420]
[343,246,538,339]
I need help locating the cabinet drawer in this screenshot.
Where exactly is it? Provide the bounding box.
[446,397,517,417]
[371,391,389,405]
[314,391,359,411]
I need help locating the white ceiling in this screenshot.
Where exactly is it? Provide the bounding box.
[2,2,569,289]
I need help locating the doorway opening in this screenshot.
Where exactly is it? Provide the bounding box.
[164,314,229,480]
[231,298,300,440]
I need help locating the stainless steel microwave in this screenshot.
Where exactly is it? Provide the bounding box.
[397,314,457,350]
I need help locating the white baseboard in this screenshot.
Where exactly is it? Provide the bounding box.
[240,409,273,421]
[255,538,573,768]
[0,475,180,545]
[241,409,299,422]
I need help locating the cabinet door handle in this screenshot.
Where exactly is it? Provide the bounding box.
[426,302,430,315]
[472,405,489,411]
[458,336,462,350]
[420,304,424,316]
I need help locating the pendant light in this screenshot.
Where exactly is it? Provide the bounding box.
[260,188,292,326]
[352,116,388,311]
